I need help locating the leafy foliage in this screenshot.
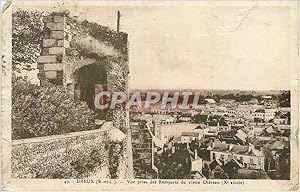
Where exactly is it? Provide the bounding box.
[278,92,291,107]
[12,10,44,74]
[12,132,109,179]
[12,78,96,139]
[156,146,191,179]
[108,142,123,178]
[66,17,127,54]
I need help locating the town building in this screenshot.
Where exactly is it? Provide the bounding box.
[254,108,277,122]
[180,132,201,143]
[207,141,265,170]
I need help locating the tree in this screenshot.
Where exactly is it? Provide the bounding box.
[277,148,290,180]
[158,148,192,179]
[278,92,291,107]
[192,114,208,123]
[12,10,44,74]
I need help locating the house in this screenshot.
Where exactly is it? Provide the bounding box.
[226,108,237,117]
[262,95,273,101]
[213,106,227,116]
[207,141,265,170]
[139,114,153,122]
[254,108,277,122]
[276,125,290,139]
[250,126,265,137]
[204,98,216,104]
[217,118,230,132]
[207,158,269,179]
[180,132,200,143]
[203,127,218,138]
[235,129,248,144]
[222,159,242,178]
[193,124,206,139]
[153,114,176,125]
[267,140,290,156]
[206,116,230,132]
[249,98,259,105]
[235,104,264,120]
[178,113,192,122]
[217,130,244,145]
[208,159,229,179]
[231,124,245,130]
[279,107,291,113]
[273,118,288,125]
[220,99,236,106]
[259,126,281,138]
[191,150,203,173]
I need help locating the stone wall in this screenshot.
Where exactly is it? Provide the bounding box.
[12,127,111,179]
[34,11,131,178]
[37,13,71,86]
[131,122,157,179]
[37,12,130,133]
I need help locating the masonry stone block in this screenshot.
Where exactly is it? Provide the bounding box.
[41,48,49,55]
[45,71,57,79]
[53,16,65,23]
[43,16,53,23]
[37,64,44,70]
[50,31,64,39]
[66,33,72,41]
[65,24,70,31]
[57,40,70,48]
[44,63,63,71]
[46,22,64,31]
[42,39,57,47]
[37,72,45,80]
[37,55,57,63]
[57,71,63,81]
[49,47,65,55]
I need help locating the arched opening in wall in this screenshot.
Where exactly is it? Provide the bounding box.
[74,63,108,120]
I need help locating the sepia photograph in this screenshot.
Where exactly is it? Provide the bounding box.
[1,0,299,191]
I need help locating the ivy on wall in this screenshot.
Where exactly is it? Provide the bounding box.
[12,10,45,74]
[12,78,96,140]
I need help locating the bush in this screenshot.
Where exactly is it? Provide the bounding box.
[12,78,96,140]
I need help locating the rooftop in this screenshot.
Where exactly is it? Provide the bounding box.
[210,141,264,157]
[181,132,199,137]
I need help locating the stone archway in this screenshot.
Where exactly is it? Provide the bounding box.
[73,62,109,120]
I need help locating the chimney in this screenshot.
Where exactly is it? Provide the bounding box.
[172,146,175,154]
[248,143,255,153]
[229,143,233,151]
[248,146,252,153]
[194,149,198,159]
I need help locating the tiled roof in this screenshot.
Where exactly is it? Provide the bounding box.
[181,132,199,137]
[222,159,242,174]
[209,159,223,170]
[255,109,265,113]
[268,140,289,150]
[210,141,264,157]
[204,99,216,104]
[235,129,247,141]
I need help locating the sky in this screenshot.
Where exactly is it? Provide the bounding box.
[14,1,298,90]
